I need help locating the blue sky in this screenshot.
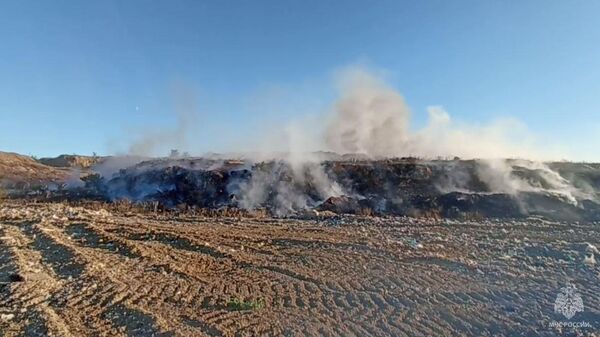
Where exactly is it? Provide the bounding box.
[1,0,599,159]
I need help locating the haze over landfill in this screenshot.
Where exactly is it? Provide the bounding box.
[1,1,599,336]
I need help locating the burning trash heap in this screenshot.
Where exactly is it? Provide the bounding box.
[78,155,600,221]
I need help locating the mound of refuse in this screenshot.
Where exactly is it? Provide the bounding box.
[78,156,600,221]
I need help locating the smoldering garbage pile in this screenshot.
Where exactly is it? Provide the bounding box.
[66,69,600,221]
[81,156,600,221]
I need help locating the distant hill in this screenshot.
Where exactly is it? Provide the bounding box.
[38,154,103,169]
[0,151,70,187]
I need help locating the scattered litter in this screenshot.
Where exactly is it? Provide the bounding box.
[407,238,423,249]
[0,313,15,321]
[586,243,599,255]
[583,253,596,266]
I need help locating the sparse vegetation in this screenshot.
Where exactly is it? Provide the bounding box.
[226,297,264,311]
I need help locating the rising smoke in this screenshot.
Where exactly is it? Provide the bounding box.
[102,66,595,215]
[324,67,552,160]
[318,67,593,205]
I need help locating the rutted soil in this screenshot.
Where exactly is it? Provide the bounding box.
[0,201,599,336]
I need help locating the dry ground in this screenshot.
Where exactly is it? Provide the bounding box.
[0,152,70,186]
[0,201,599,336]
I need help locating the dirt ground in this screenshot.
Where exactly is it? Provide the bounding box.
[0,201,598,336]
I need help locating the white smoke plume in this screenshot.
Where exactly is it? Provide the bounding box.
[325,69,411,157]
[226,67,592,211]
[233,153,345,214]
[324,67,555,160]
[318,67,598,205]
[104,65,595,214]
[475,159,597,204]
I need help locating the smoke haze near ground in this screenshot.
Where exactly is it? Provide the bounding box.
[101,66,596,215]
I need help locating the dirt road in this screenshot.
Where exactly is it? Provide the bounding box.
[0,202,598,336]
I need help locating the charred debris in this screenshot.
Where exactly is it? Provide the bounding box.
[3,154,600,221]
[54,156,600,222]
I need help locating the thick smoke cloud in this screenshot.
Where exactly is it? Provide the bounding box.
[120,66,560,162]
[325,69,411,157]
[324,67,554,160]
[317,67,592,204]
[102,66,597,215]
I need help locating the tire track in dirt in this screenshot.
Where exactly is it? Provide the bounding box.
[53,219,304,336]
[0,222,80,337]
[32,222,201,336]
[19,222,85,280]
[98,222,395,336]
[6,220,177,336]
[2,203,599,336]
[0,224,26,337]
[65,223,139,259]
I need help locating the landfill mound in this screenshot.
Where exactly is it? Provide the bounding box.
[78,157,600,221]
